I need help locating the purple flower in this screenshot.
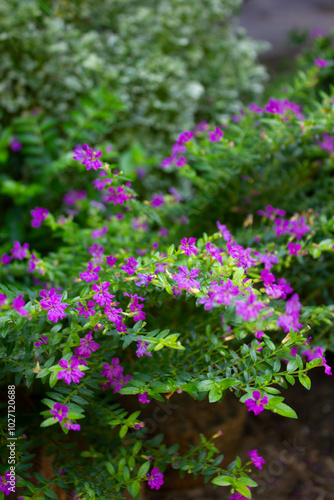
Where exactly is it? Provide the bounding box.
[318,133,334,153]
[27,253,40,273]
[75,331,100,358]
[249,103,263,114]
[121,257,138,276]
[75,300,96,318]
[125,293,146,321]
[315,58,328,67]
[227,240,256,270]
[235,293,265,322]
[106,186,130,205]
[135,273,153,287]
[9,136,22,151]
[79,262,101,283]
[150,193,165,207]
[139,392,150,404]
[302,346,332,375]
[0,471,18,496]
[245,390,268,415]
[63,420,81,431]
[57,358,85,385]
[208,126,224,143]
[106,255,117,268]
[159,227,168,237]
[248,449,265,469]
[173,266,200,291]
[257,205,286,219]
[289,217,310,240]
[104,305,126,332]
[92,282,114,306]
[287,242,301,255]
[179,237,198,256]
[136,339,152,358]
[63,189,86,206]
[0,293,6,310]
[30,207,49,228]
[177,131,193,144]
[230,488,251,500]
[91,226,108,239]
[40,288,68,323]
[216,221,232,241]
[50,402,68,422]
[101,358,123,380]
[73,144,103,171]
[11,241,29,260]
[1,253,11,265]
[12,295,29,317]
[147,467,164,490]
[253,250,279,270]
[273,218,291,237]
[35,336,48,347]
[175,155,187,167]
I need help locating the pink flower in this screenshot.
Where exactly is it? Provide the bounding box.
[50,403,68,422]
[79,262,101,283]
[40,288,68,323]
[315,58,328,67]
[106,255,117,268]
[179,237,198,256]
[248,449,265,469]
[30,207,49,228]
[91,226,108,239]
[35,336,48,347]
[1,253,11,265]
[64,420,81,431]
[318,133,334,153]
[0,293,7,310]
[147,467,164,490]
[173,266,200,291]
[57,358,85,385]
[101,358,123,380]
[0,471,18,496]
[208,126,224,142]
[121,257,138,276]
[11,241,29,260]
[245,390,268,415]
[73,144,103,171]
[92,282,114,306]
[216,221,232,241]
[136,339,152,358]
[139,392,150,404]
[12,295,29,317]
[235,293,265,322]
[106,186,130,205]
[75,300,96,318]
[9,136,22,151]
[287,241,301,255]
[75,332,100,358]
[150,193,165,207]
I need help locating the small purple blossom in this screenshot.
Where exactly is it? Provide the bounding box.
[121,257,138,276]
[64,420,81,431]
[73,144,103,171]
[57,358,85,385]
[50,403,68,422]
[245,390,268,415]
[0,471,18,496]
[135,273,153,287]
[92,282,114,306]
[91,226,108,239]
[139,392,150,404]
[12,295,29,317]
[11,241,29,260]
[35,336,48,347]
[248,449,265,469]
[315,58,328,67]
[235,293,265,322]
[75,300,96,318]
[208,126,224,142]
[318,133,334,153]
[287,241,301,255]
[173,266,200,291]
[179,237,198,256]
[30,207,49,228]
[106,255,117,267]
[75,331,100,358]
[40,288,68,323]
[9,136,22,151]
[147,467,164,490]
[136,339,152,358]
[150,193,165,207]
[79,262,101,283]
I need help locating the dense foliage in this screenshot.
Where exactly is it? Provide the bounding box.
[0,0,267,148]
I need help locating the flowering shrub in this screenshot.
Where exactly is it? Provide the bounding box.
[0,146,332,499]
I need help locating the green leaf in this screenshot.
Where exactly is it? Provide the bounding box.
[105,461,115,475]
[209,387,223,403]
[298,374,311,390]
[272,402,297,419]
[219,377,239,390]
[138,461,150,478]
[40,417,58,428]
[234,481,252,498]
[211,475,234,486]
[128,481,141,498]
[287,359,298,372]
[197,380,214,391]
[119,425,128,438]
